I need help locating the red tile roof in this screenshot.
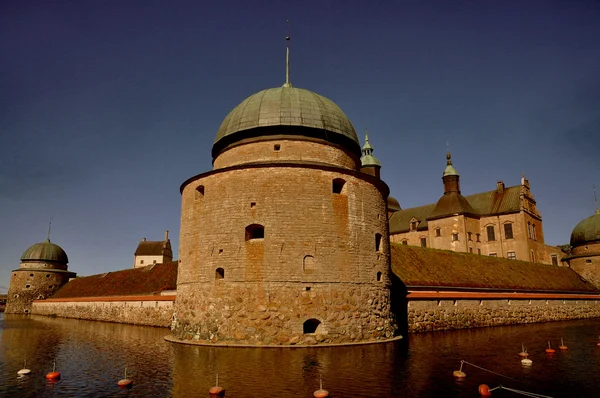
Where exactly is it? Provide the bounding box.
[50,262,178,298]
[391,244,598,293]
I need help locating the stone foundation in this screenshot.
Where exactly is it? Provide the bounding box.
[172,282,397,345]
[408,298,600,333]
[32,296,175,327]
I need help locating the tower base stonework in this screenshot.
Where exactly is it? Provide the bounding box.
[172,282,397,346]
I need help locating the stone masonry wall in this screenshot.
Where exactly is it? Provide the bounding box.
[172,282,395,345]
[32,297,175,327]
[6,269,71,314]
[408,298,600,333]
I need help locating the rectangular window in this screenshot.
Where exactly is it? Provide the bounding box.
[527,222,531,239]
[410,221,418,231]
[435,228,441,237]
[476,233,481,242]
[489,253,497,257]
[530,250,535,262]
[551,254,558,266]
[452,233,459,241]
[420,237,426,247]
[504,223,513,239]
[507,251,516,260]
[477,248,481,255]
[487,225,495,241]
[402,240,408,245]
[469,247,473,253]
[468,232,472,241]
[533,224,537,241]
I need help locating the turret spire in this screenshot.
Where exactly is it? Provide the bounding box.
[283,20,293,88]
[594,185,599,214]
[360,130,381,167]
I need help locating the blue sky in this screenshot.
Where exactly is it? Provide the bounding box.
[1,0,599,292]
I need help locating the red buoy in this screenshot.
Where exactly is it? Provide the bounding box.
[478,384,492,396]
[559,338,567,350]
[117,367,133,388]
[545,341,555,354]
[313,378,329,397]
[46,361,60,380]
[209,374,225,397]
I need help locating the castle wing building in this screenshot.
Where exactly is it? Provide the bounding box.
[389,154,561,264]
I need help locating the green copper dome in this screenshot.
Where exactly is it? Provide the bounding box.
[442,152,459,177]
[570,210,600,247]
[21,239,69,264]
[213,86,360,158]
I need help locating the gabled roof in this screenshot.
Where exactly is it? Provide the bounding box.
[391,244,598,293]
[134,240,172,257]
[389,185,522,233]
[389,203,435,234]
[50,262,178,298]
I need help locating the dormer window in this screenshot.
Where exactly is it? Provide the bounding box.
[409,218,419,232]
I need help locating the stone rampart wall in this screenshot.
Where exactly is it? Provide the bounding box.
[408,296,600,333]
[32,296,175,327]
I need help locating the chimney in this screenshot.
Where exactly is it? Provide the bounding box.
[142,237,146,242]
[496,181,505,194]
[165,230,169,241]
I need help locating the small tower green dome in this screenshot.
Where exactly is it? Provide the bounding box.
[570,210,600,247]
[20,239,69,264]
[443,152,459,177]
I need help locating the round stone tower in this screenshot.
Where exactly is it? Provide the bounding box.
[5,239,76,314]
[172,85,397,345]
[563,210,600,289]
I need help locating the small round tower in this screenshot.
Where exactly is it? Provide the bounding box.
[563,210,600,289]
[5,238,76,314]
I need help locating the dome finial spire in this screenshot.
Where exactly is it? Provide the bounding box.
[282,20,293,88]
[594,185,599,214]
[46,221,52,242]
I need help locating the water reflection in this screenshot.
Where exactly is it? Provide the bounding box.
[1,313,600,397]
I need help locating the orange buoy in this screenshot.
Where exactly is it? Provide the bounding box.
[453,370,466,378]
[46,361,60,380]
[209,374,225,397]
[117,366,133,388]
[453,361,466,378]
[478,384,492,396]
[313,378,329,398]
[545,341,555,354]
[518,343,528,357]
[559,338,567,350]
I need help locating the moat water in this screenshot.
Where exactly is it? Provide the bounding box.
[1,314,600,397]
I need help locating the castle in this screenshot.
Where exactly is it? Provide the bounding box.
[6,49,600,342]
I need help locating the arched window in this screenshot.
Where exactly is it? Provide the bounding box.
[376,271,382,282]
[195,185,205,200]
[303,255,315,272]
[303,318,321,334]
[215,268,224,279]
[332,178,346,194]
[245,224,265,240]
[375,233,382,252]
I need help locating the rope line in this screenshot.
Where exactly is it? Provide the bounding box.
[498,386,552,398]
[460,360,520,381]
